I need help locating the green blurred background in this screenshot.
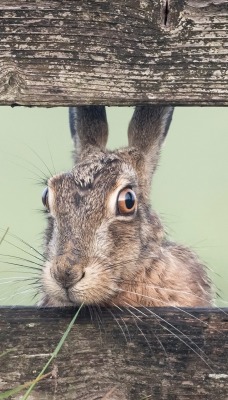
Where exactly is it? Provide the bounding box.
[0,107,227,306]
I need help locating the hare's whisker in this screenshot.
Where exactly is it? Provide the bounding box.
[87,305,94,323]
[119,284,228,318]
[3,239,45,262]
[27,279,42,286]
[0,284,41,298]
[107,307,129,344]
[121,303,152,350]
[0,229,46,259]
[25,144,54,178]
[95,304,106,331]
[10,159,49,183]
[122,299,213,372]
[112,303,131,341]
[111,303,132,341]
[0,276,39,284]
[120,277,214,306]
[127,304,170,361]
[31,290,41,302]
[92,307,105,342]
[30,177,48,186]
[113,302,168,358]
[0,273,40,282]
[119,288,210,328]
[121,302,180,371]
[11,150,51,179]
[46,139,57,175]
[0,287,37,302]
[18,157,50,181]
[20,157,50,181]
[0,254,43,269]
[0,261,42,273]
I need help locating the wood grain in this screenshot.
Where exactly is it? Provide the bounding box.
[0,0,227,106]
[0,307,227,399]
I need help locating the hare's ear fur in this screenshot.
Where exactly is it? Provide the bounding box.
[69,106,108,162]
[128,105,174,184]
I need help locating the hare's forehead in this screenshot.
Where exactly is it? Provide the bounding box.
[72,159,136,189]
[49,159,136,194]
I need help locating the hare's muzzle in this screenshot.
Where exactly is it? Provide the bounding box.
[52,254,85,290]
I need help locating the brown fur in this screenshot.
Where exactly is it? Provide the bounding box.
[39,106,213,308]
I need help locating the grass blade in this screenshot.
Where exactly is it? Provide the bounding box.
[0,372,52,400]
[0,349,16,359]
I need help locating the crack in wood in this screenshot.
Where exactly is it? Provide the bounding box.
[164,0,170,26]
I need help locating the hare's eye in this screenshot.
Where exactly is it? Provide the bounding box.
[117,188,137,216]
[42,187,49,211]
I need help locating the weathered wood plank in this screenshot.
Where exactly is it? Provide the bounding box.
[0,307,227,399]
[0,0,227,106]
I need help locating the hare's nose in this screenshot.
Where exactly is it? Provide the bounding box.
[62,269,85,289]
[53,263,85,289]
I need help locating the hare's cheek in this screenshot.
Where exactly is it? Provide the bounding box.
[72,264,119,302]
[92,221,113,257]
[87,264,119,291]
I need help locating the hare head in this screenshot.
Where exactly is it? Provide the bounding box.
[39,106,212,308]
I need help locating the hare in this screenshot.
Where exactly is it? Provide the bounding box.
[39,106,213,308]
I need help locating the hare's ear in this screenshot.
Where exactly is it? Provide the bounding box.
[128,105,174,183]
[69,106,108,162]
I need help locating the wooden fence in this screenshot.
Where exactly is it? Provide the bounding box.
[0,0,227,106]
[0,1,227,399]
[0,307,228,399]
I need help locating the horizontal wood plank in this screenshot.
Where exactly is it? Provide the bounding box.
[0,307,227,399]
[0,0,227,106]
